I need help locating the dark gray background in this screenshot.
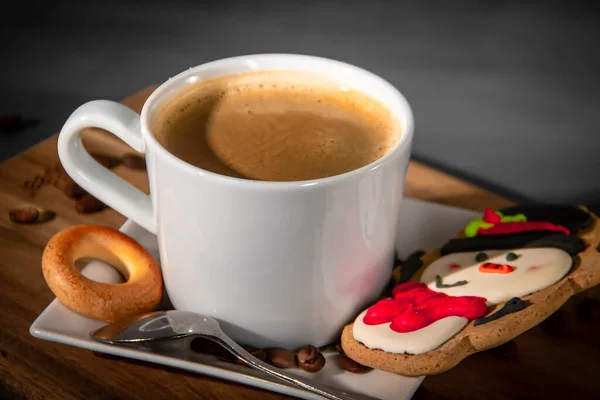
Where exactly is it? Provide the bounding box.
[2,0,599,205]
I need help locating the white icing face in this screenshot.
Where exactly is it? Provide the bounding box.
[419,248,573,305]
[353,246,573,355]
[353,311,467,354]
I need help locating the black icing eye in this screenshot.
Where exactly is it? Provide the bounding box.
[475,252,488,262]
[506,252,519,261]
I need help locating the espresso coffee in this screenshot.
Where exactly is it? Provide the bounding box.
[153,71,400,181]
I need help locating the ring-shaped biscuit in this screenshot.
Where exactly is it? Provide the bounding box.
[42,225,163,322]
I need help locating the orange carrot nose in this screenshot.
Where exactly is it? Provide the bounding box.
[479,262,515,274]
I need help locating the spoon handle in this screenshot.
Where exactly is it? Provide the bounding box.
[209,334,379,400]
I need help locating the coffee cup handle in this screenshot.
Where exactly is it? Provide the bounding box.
[58,100,157,234]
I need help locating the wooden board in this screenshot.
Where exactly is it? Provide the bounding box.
[0,86,598,400]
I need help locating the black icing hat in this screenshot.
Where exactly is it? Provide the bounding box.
[440,205,592,256]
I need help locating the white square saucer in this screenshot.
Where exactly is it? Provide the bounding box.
[30,198,478,400]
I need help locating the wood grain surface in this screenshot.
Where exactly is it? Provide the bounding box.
[1,86,598,400]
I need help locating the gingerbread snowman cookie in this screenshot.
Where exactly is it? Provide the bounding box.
[341,205,600,376]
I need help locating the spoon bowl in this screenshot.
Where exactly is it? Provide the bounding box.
[92,310,220,343]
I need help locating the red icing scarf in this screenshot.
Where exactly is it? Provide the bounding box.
[363,282,488,333]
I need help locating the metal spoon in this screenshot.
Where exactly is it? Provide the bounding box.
[91,310,377,400]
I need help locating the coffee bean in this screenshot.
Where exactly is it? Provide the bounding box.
[335,343,344,354]
[91,153,121,169]
[297,345,326,373]
[190,337,218,354]
[299,353,325,373]
[63,179,86,199]
[23,175,49,196]
[9,207,40,224]
[75,194,106,214]
[296,345,318,364]
[337,354,372,374]
[266,347,297,369]
[122,153,146,171]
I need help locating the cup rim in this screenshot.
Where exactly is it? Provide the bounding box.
[140,53,414,190]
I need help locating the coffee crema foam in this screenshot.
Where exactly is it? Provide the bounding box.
[153,71,400,181]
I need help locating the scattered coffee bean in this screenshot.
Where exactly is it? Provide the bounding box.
[21,176,45,197]
[75,194,106,214]
[91,153,121,169]
[122,153,146,170]
[297,345,318,364]
[488,340,518,360]
[297,345,326,373]
[201,342,326,372]
[190,337,219,354]
[266,347,297,369]
[336,354,372,374]
[23,164,65,197]
[335,343,344,354]
[9,207,40,224]
[299,353,325,373]
[63,179,87,199]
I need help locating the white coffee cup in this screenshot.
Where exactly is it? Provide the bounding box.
[58,54,414,349]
